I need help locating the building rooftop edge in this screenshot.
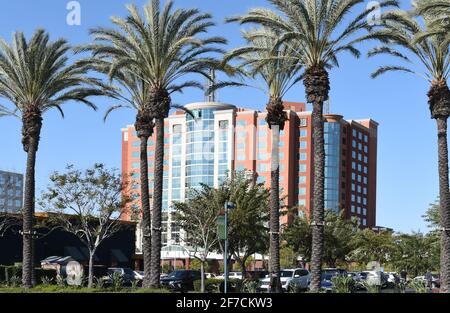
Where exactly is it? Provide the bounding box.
[349,119,380,127]
[184,101,236,110]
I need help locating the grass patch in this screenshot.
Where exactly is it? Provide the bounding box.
[0,285,170,293]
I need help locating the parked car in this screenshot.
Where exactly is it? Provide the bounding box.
[216,272,242,280]
[244,270,269,280]
[323,268,347,276]
[432,274,441,288]
[160,270,202,292]
[259,269,310,292]
[348,272,369,290]
[386,272,400,286]
[358,271,368,281]
[320,272,336,292]
[361,270,387,287]
[133,270,144,280]
[160,273,169,279]
[347,272,357,278]
[205,273,216,279]
[413,274,440,288]
[103,267,136,286]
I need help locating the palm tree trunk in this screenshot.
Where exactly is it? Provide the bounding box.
[304,64,329,292]
[150,117,164,288]
[269,126,282,293]
[436,117,450,293]
[139,135,152,289]
[22,137,37,289]
[310,100,325,292]
[31,238,36,286]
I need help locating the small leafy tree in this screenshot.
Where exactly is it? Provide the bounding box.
[284,210,358,267]
[207,172,270,277]
[173,185,221,293]
[39,164,133,288]
[280,245,298,269]
[422,200,442,271]
[349,228,396,266]
[225,173,270,278]
[391,232,436,277]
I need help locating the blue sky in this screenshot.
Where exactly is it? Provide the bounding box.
[0,0,438,233]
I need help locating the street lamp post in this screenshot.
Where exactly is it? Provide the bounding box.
[224,201,235,294]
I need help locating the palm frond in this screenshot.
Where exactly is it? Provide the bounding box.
[83,0,227,117]
[229,0,399,70]
[370,65,415,78]
[0,29,108,118]
[103,104,131,122]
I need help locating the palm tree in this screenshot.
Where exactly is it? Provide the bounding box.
[415,0,450,32]
[0,29,107,288]
[364,7,450,293]
[228,0,399,291]
[220,27,302,292]
[82,0,226,288]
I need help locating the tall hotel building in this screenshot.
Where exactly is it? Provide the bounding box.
[0,170,24,213]
[122,101,378,248]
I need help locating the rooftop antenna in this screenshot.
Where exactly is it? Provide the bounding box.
[205,68,216,102]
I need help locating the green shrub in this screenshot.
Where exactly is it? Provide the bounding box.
[331,276,356,293]
[0,266,57,285]
[194,278,222,293]
[408,279,429,293]
[40,276,54,286]
[132,288,171,294]
[193,278,244,293]
[35,269,57,284]
[9,276,21,288]
[394,281,406,293]
[241,279,259,293]
[110,272,124,291]
[189,259,202,271]
[56,275,67,288]
[219,279,243,293]
[0,265,22,283]
[161,264,171,274]
[362,281,380,293]
[0,285,172,293]
[93,276,105,289]
[287,282,305,293]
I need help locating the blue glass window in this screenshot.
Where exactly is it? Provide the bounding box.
[236,120,247,127]
[257,176,266,184]
[258,130,267,137]
[300,141,307,149]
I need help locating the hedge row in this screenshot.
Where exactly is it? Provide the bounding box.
[193,278,245,293]
[0,266,57,284]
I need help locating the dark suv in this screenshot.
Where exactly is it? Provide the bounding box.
[160,270,202,292]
